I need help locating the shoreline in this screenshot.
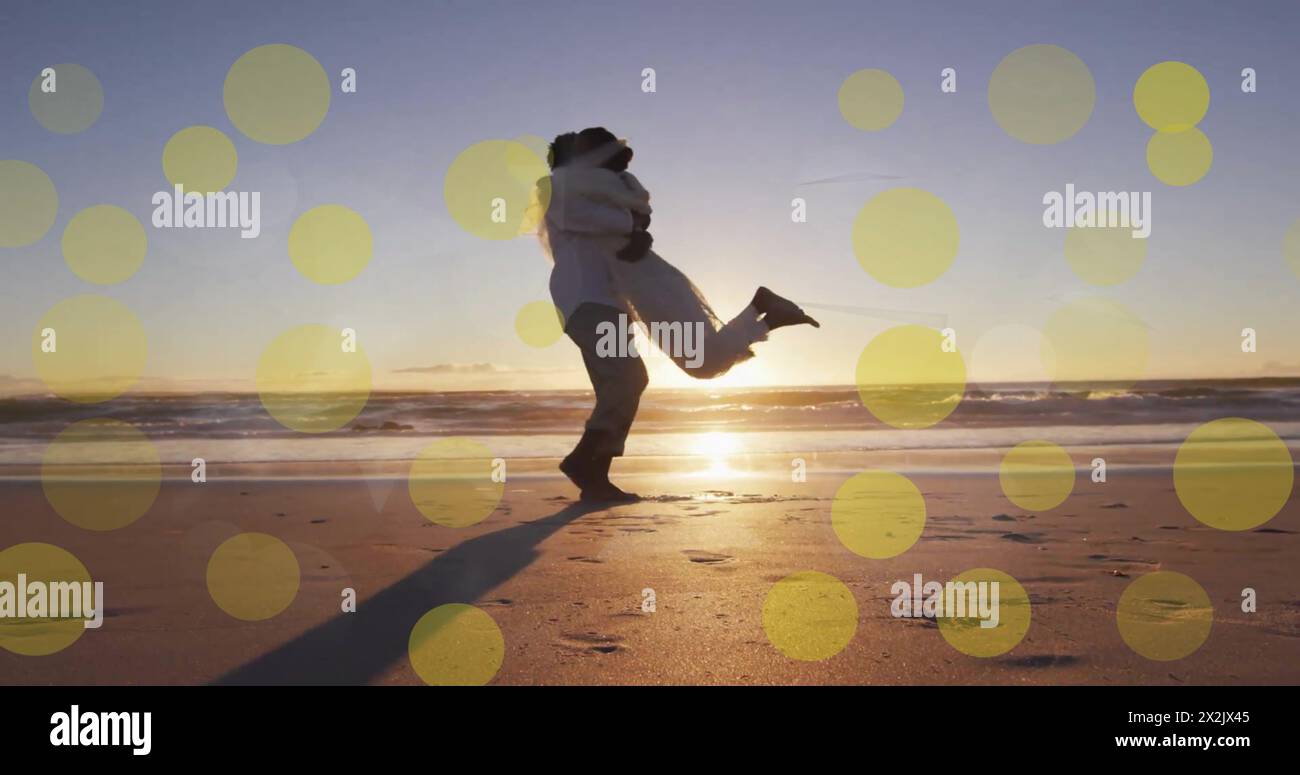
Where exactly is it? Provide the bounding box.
[3,434,1298,479]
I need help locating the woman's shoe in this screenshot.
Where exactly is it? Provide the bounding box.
[753,286,820,330]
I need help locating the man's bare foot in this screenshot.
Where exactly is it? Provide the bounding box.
[580,482,641,503]
[753,286,820,330]
[560,454,597,490]
[560,429,604,490]
[580,456,640,502]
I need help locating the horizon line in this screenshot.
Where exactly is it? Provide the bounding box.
[4,373,1300,400]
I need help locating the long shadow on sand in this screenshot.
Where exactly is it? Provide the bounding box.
[215,500,605,685]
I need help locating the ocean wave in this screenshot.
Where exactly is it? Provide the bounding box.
[1,378,1298,442]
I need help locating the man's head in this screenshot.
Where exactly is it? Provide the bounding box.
[548,126,633,171]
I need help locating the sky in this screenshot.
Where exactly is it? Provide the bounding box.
[2,0,1300,393]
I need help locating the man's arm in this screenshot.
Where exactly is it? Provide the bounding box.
[616,231,653,262]
[547,197,635,235]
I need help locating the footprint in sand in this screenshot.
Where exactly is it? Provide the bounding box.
[682,549,735,565]
[931,515,976,525]
[373,542,443,556]
[1002,654,1081,668]
[1000,532,1043,543]
[1087,554,1156,565]
[100,606,154,620]
[1023,575,1085,584]
[557,632,625,654]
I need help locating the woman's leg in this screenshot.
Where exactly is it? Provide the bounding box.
[614,252,817,380]
[675,305,768,379]
[667,288,820,379]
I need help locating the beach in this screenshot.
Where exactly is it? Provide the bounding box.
[1,400,1297,684]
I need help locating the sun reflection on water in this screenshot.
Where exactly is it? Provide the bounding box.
[692,431,740,476]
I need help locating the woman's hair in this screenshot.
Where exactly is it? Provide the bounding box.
[547,132,579,169]
[548,127,630,170]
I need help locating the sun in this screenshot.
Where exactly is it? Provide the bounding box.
[692,431,740,476]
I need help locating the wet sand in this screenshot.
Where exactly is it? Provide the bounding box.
[1,451,1297,685]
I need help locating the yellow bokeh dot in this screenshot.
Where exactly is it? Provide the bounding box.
[937,568,1031,658]
[408,603,505,685]
[224,44,330,145]
[408,437,505,527]
[28,63,103,135]
[1064,225,1148,286]
[32,294,147,403]
[1173,418,1293,531]
[511,134,553,182]
[1116,571,1213,661]
[445,140,551,240]
[1000,440,1075,511]
[62,205,147,285]
[206,533,300,621]
[42,418,160,531]
[852,188,959,288]
[838,69,904,131]
[831,470,926,559]
[1147,127,1212,187]
[1285,217,1300,280]
[288,205,373,284]
[1042,297,1148,390]
[256,324,372,433]
[762,571,857,661]
[856,325,966,429]
[514,301,565,347]
[0,160,58,248]
[1133,61,1209,133]
[162,125,238,193]
[0,543,94,656]
[988,44,1095,145]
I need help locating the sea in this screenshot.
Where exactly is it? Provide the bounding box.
[1,379,1297,467]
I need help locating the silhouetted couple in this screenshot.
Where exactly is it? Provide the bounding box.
[538,127,818,501]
